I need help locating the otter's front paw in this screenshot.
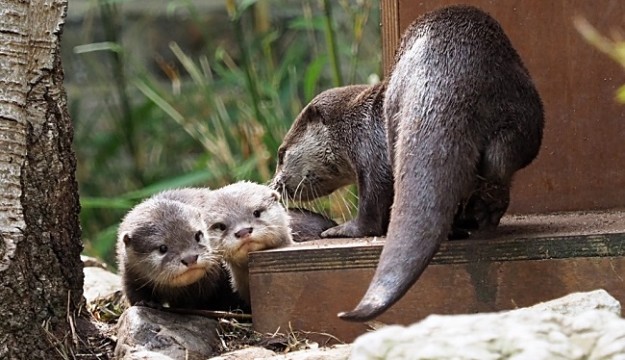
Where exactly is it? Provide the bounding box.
[321,220,382,238]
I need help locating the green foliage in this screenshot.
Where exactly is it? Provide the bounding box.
[575,17,625,103]
[67,0,380,263]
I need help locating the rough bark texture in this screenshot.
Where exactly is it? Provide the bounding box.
[0,0,83,358]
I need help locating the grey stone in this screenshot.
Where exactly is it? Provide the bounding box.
[81,255,110,269]
[211,345,352,360]
[351,290,625,360]
[83,266,122,303]
[271,345,351,360]
[517,289,621,316]
[115,306,220,360]
[210,346,277,359]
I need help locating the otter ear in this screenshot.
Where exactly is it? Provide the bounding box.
[307,104,325,123]
[122,233,132,245]
[270,190,281,202]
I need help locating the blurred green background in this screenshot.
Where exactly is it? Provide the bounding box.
[63,0,382,266]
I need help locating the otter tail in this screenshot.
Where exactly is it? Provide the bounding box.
[338,117,479,321]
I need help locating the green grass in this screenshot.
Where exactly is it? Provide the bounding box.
[67,0,381,264]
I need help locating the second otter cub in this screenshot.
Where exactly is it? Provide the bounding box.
[204,181,293,304]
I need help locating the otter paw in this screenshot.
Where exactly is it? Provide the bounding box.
[470,198,507,229]
[448,227,472,240]
[321,221,381,238]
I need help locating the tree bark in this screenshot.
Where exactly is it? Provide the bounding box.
[0,0,83,358]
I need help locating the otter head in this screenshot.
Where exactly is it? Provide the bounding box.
[270,86,368,202]
[205,181,292,265]
[118,198,216,288]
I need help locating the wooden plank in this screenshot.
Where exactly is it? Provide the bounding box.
[380,0,625,214]
[249,211,625,342]
[250,233,625,273]
[380,0,399,77]
[250,256,625,343]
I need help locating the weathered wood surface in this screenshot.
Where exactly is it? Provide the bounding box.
[380,0,625,215]
[250,211,625,343]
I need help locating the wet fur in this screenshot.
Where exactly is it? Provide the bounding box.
[272,5,544,321]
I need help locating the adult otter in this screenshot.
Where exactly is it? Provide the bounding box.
[271,5,544,321]
[271,83,391,237]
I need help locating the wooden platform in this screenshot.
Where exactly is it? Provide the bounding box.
[246,0,625,344]
[249,210,625,343]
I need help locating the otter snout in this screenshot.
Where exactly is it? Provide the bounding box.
[235,227,253,238]
[269,175,285,193]
[180,254,199,266]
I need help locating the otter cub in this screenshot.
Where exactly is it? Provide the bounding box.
[204,181,293,304]
[272,5,544,321]
[117,192,243,311]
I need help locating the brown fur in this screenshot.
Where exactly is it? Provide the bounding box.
[271,83,392,237]
[288,208,338,242]
[271,5,544,321]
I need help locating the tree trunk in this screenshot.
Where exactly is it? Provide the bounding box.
[0,0,83,358]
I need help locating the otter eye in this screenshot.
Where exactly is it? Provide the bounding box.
[158,245,168,254]
[194,230,203,242]
[277,147,286,165]
[253,209,263,218]
[210,222,227,231]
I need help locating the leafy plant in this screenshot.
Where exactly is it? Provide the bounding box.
[67,0,380,263]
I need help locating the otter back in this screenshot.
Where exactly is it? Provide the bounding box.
[339,5,543,321]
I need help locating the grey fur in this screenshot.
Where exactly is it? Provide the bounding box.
[116,193,243,310]
[203,181,293,304]
[271,84,393,237]
[271,5,544,321]
[288,208,338,242]
[341,5,544,321]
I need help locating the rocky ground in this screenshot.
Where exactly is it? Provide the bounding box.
[80,256,625,360]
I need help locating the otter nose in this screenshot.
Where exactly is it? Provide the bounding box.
[181,254,198,266]
[234,227,253,238]
[269,178,284,192]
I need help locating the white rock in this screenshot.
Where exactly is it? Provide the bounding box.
[517,289,621,316]
[209,346,277,360]
[83,266,122,303]
[212,344,352,360]
[271,345,351,360]
[351,290,625,360]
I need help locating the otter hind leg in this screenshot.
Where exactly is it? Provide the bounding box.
[456,125,537,231]
[458,178,511,230]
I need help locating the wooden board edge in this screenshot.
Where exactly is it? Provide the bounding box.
[250,232,625,274]
[381,0,400,76]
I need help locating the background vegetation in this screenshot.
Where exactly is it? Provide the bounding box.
[575,17,625,104]
[63,0,381,265]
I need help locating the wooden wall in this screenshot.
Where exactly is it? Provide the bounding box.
[381,0,625,214]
